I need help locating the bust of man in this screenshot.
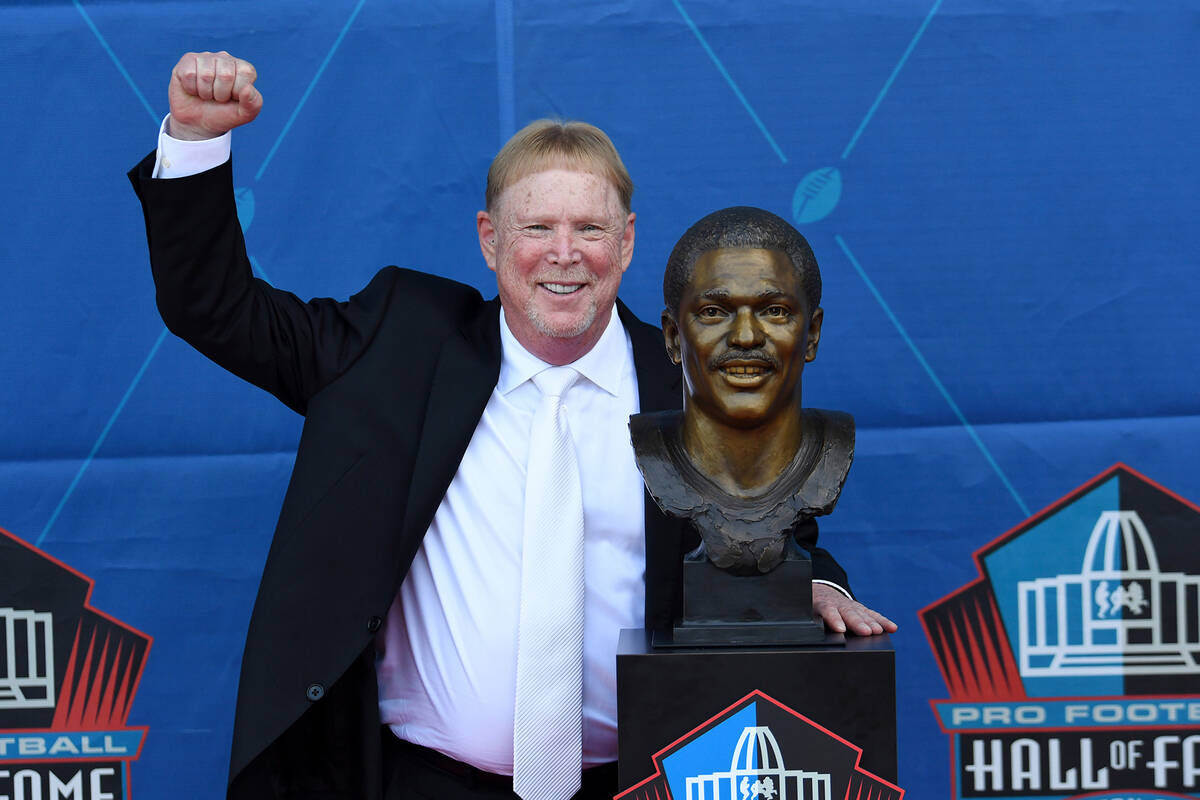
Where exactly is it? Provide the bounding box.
[630,206,853,577]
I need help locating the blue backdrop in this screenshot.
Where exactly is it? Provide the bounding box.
[1,1,1197,796]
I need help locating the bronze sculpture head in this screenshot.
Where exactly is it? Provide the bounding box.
[631,207,852,577]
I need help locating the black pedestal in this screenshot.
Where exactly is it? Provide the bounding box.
[616,629,898,797]
[657,557,826,646]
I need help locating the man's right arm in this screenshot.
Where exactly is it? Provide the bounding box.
[131,51,395,415]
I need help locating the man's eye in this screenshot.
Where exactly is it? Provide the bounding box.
[764,305,789,318]
[698,306,725,318]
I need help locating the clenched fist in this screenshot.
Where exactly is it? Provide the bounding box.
[168,51,262,140]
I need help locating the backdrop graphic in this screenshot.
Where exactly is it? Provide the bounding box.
[1,0,1197,796]
[923,465,1200,799]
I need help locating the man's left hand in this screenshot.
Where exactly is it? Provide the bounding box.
[813,583,897,636]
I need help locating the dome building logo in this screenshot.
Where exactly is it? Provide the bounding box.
[1018,509,1200,679]
[684,725,830,799]
[922,464,1200,799]
[617,690,903,800]
[1,608,55,711]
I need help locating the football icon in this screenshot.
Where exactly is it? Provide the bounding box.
[792,167,841,225]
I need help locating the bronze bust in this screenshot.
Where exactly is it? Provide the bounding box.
[629,408,852,575]
[630,206,854,643]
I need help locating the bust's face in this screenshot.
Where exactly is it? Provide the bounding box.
[664,247,822,429]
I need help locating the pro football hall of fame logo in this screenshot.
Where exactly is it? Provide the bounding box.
[922,464,1200,800]
[0,526,150,799]
[617,690,903,800]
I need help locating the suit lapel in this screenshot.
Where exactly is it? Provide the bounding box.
[618,300,689,628]
[399,299,503,548]
[621,300,679,416]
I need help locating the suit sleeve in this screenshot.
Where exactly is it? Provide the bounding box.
[128,151,397,415]
[795,518,854,598]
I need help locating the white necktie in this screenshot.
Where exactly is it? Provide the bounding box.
[513,366,585,800]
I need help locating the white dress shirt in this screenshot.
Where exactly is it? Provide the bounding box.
[376,308,645,773]
[152,116,231,178]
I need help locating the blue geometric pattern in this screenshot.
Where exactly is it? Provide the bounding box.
[1,2,1197,795]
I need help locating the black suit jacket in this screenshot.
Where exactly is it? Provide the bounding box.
[129,152,849,799]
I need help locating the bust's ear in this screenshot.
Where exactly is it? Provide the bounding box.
[805,307,824,362]
[661,309,682,364]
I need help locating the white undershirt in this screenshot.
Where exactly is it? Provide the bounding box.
[376,308,645,772]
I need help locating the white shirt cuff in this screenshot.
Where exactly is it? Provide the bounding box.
[153,114,231,179]
[813,578,852,599]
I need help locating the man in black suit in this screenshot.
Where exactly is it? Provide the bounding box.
[130,51,893,800]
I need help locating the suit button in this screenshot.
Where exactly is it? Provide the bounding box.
[306,683,325,702]
[367,616,383,633]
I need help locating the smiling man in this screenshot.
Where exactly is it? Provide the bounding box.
[478,167,635,364]
[128,52,887,800]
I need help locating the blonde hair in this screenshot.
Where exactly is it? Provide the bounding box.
[485,119,634,213]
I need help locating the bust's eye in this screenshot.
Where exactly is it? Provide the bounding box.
[698,306,726,319]
[763,305,789,318]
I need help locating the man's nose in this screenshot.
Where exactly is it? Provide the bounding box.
[729,308,764,347]
[548,229,580,264]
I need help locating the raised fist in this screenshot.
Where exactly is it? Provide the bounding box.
[168,51,262,140]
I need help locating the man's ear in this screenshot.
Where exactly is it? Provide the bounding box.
[662,309,682,364]
[477,211,497,272]
[618,212,636,273]
[805,307,824,362]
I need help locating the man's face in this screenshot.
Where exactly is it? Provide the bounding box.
[477,168,635,362]
[664,247,822,429]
